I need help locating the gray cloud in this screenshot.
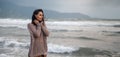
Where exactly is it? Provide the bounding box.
[8,0,59,10]
[86,0,120,18]
[92,0,120,7]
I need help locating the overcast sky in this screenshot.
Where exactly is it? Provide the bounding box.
[8,0,120,19]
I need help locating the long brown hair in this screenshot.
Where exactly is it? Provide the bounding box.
[31,9,45,26]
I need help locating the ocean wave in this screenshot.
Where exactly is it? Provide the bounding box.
[0,37,29,48]
[102,31,120,34]
[0,54,14,57]
[71,47,120,57]
[72,47,114,55]
[48,43,78,53]
[0,18,120,29]
[0,18,30,29]
[0,37,120,57]
[48,21,120,27]
[113,25,120,27]
[0,37,78,54]
[1,39,78,54]
[102,30,120,36]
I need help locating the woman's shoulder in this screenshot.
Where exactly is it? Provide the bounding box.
[28,23,31,25]
[27,23,34,27]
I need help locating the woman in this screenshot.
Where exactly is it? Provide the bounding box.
[27,9,50,57]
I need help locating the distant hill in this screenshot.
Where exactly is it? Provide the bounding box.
[0,0,90,19]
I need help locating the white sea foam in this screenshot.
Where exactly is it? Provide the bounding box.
[0,18,120,29]
[48,43,78,53]
[0,18,120,31]
[0,18,30,29]
[0,37,29,48]
[0,37,120,57]
[0,18,120,28]
[49,21,120,26]
[0,37,78,54]
[0,54,14,57]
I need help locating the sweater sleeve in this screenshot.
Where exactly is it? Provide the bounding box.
[27,23,41,38]
[41,24,50,37]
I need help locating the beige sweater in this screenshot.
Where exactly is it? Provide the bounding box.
[27,22,50,57]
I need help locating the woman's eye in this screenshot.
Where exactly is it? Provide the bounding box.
[39,14,43,16]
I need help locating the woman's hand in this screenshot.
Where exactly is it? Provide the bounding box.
[34,19,39,25]
[40,21,44,26]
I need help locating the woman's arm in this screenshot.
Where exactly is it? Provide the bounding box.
[41,22,50,37]
[27,23,41,38]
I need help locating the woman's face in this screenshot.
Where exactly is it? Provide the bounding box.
[35,11,43,21]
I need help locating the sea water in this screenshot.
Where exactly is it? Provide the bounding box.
[0,18,120,57]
